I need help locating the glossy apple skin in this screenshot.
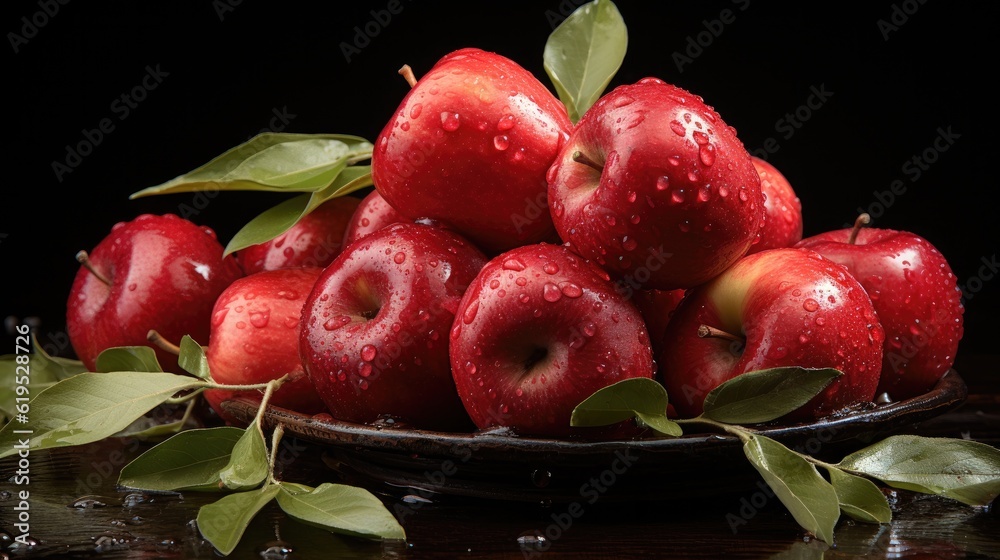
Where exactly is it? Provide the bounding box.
[547,77,764,290]
[659,248,884,421]
[203,267,326,423]
[238,196,361,274]
[300,223,487,430]
[67,214,244,373]
[746,157,803,254]
[341,189,407,246]
[796,228,964,399]
[450,243,655,437]
[371,48,572,254]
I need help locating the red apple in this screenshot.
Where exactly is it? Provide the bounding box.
[299,222,488,430]
[371,47,572,254]
[449,243,655,437]
[203,267,326,423]
[633,288,687,360]
[341,189,407,246]
[658,248,884,421]
[67,214,244,373]
[238,196,361,274]
[745,156,803,254]
[547,77,764,290]
[795,216,964,399]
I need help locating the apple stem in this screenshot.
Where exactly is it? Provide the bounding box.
[848,213,871,245]
[398,64,418,88]
[147,329,181,355]
[697,324,745,344]
[75,250,112,286]
[571,151,604,172]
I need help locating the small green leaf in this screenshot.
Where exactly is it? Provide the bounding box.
[130,133,373,198]
[95,346,163,373]
[197,485,281,556]
[837,435,1000,506]
[702,367,843,424]
[743,435,840,544]
[223,165,372,256]
[827,467,892,524]
[543,0,628,122]
[217,423,270,491]
[178,336,211,380]
[635,412,683,437]
[0,371,205,458]
[277,482,406,541]
[118,427,245,491]
[570,377,667,427]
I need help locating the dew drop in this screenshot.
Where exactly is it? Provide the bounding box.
[127,283,137,292]
[409,103,423,119]
[803,298,820,312]
[692,131,709,145]
[699,144,715,166]
[502,258,527,271]
[543,283,562,302]
[463,300,480,324]
[670,189,686,204]
[361,344,377,362]
[656,176,670,191]
[400,121,410,131]
[393,252,406,264]
[622,237,638,251]
[440,112,461,131]
[560,282,583,298]
[719,185,730,198]
[669,120,686,136]
[249,311,270,328]
[493,135,510,151]
[543,263,560,275]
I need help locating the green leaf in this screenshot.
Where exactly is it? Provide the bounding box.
[223,165,372,256]
[118,426,245,491]
[827,467,892,524]
[197,485,281,556]
[217,423,270,491]
[130,133,373,198]
[277,482,406,541]
[702,367,843,424]
[0,334,87,423]
[95,346,163,373]
[178,336,211,380]
[635,412,683,437]
[837,435,1000,506]
[743,435,840,544]
[543,0,628,123]
[0,371,205,458]
[570,378,667,427]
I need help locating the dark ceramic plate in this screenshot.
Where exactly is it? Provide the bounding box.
[221,370,967,503]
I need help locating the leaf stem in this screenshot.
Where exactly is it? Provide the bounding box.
[675,416,754,443]
[269,424,285,485]
[252,374,290,430]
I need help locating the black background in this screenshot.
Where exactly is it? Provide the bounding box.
[4,1,998,365]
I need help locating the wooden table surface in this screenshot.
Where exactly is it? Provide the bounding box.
[2,354,998,559]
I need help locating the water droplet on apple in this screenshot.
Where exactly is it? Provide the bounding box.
[627,191,637,203]
[127,283,137,292]
[502,258,526,271]
[799,334,810,344]
[440,112,461,131]
[392,252,406,264]
[670,188,686,204]
[542,283,562,302]
[358,363,373,377]
[669,120,685,136]
[583,323,597,337]
[739,189,749,203]
[803,298,820,312]
[543,263,559,275]
[622,237,637,251]
[359,379,369,390]
[560,282,583,298]
[519,294,530,304]
[605,215,616,226]
[656,176,670,191]
[361,344,377,362]
[719,186,729,198]
[816,317,826,326]
[493,135,510,151]
[464,361,477,375]
[678,221,691,233]
[699,144,715,166]
[463,300,480,324]
[323,318,339,331]
[236,321,247,330]
[249,311,270,328]
[409,103,422,119]
[515,276,528,287]
[497,114,515,131]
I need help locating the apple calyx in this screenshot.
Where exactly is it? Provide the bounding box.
[146,329,181,355]
[75,250,112,286]
[571,151,604,173]
[847,213,872,245]
[398,64,418,88]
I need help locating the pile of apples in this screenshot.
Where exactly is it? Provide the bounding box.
[66,48,965,438]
